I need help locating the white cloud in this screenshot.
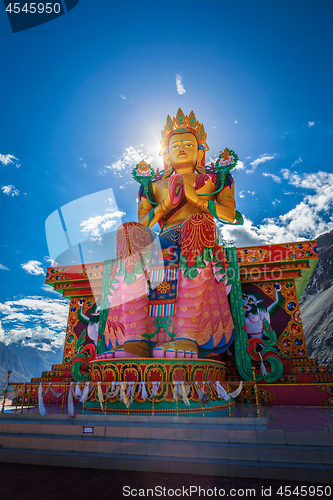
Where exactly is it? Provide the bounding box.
[234,160,245,170]
[238,189,255,199]
[221,169,333,247]
[176,74,186,95]
[120,94,127,100]
[281,169,332,192]
[2,185,19,196]
[291,157,302,168]
[276,170,333,239]
[0,296,68,351]
[246,154,276,174]
[272,199,281,207]
[206,155,219,167]
[218,217,264,247]
[262,172,282,183]
[0,264,10,271]
[78,157,87,168]
[41,283,61,296]
[44,256,58,267]
[102,146,153,177]
[80,210,125,237]
[307,121,315,127]
[0,154,20,167]
[219,215,294,248]
[234,120,238,124]
[89,235,103,244]
[21,260,44,275]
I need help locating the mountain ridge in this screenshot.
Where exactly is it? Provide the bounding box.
[0,341,31,387]
[300,229,333,368]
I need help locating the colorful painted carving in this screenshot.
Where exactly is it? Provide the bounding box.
[94,109,245,362]
[243,284,284,339]
[41,110,333,408]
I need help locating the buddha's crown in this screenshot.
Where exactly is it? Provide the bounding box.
[160,108,209,156]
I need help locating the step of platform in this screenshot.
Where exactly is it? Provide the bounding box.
[0,413,332,483]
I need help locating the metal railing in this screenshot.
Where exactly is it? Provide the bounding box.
[1,368,298,418]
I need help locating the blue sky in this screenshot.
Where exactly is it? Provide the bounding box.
[0,0,332,353]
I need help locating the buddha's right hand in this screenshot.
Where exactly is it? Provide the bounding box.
[168,173,184,207]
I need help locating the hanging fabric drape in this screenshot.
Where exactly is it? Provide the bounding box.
[140,382,148,400]
[42,385,50,397]
[49,385,63,398]
[74,382,82,399]
[97,382,105,411]
[172,382,190,406]
[38,383,65,416]
[38,383,47,416]
[180,383,190,406]
[120,382,130,408]
[103,381,149,403]
[172,382,179,402]
[105,383,120,399]
[215,381,230,401]
[229,381,243,398]
[195,381,203,400]
[125,382,135,404]
[150,382,160,399]
[5,385,25,401]
[79,382,91,403]
[67,381,75,417]
[104,381,134,405]
[33,379,242,416]
[258,352,267,377]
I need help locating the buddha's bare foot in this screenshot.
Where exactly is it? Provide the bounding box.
[153,340,198,359]
[100,341,151,359]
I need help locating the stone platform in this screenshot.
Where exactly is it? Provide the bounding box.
[0,406,332,484]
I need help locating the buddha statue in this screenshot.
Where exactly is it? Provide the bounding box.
[99,109,241,360]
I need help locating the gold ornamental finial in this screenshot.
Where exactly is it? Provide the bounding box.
[160,109,209,157]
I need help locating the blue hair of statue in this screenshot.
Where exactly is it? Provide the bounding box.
[138,184,144,200]
[225,172,232,187]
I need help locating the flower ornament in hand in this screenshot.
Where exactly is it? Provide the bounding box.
[132,160,155,182]
[215,148,239,172]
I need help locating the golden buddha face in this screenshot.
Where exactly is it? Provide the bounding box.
[168,132,204,174]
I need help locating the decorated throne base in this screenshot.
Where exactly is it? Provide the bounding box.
[83,357,235,413]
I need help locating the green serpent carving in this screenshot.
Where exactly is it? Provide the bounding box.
[226,245,253,381]
[71,329,93,382]
[226,245,283,383]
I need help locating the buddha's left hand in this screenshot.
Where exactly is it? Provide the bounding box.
[184,173,236,221]
[183,174,204,210]
[169,173,185,207]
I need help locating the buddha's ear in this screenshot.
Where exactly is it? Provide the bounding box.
[197,149,204,163]
[164,153,171,167]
